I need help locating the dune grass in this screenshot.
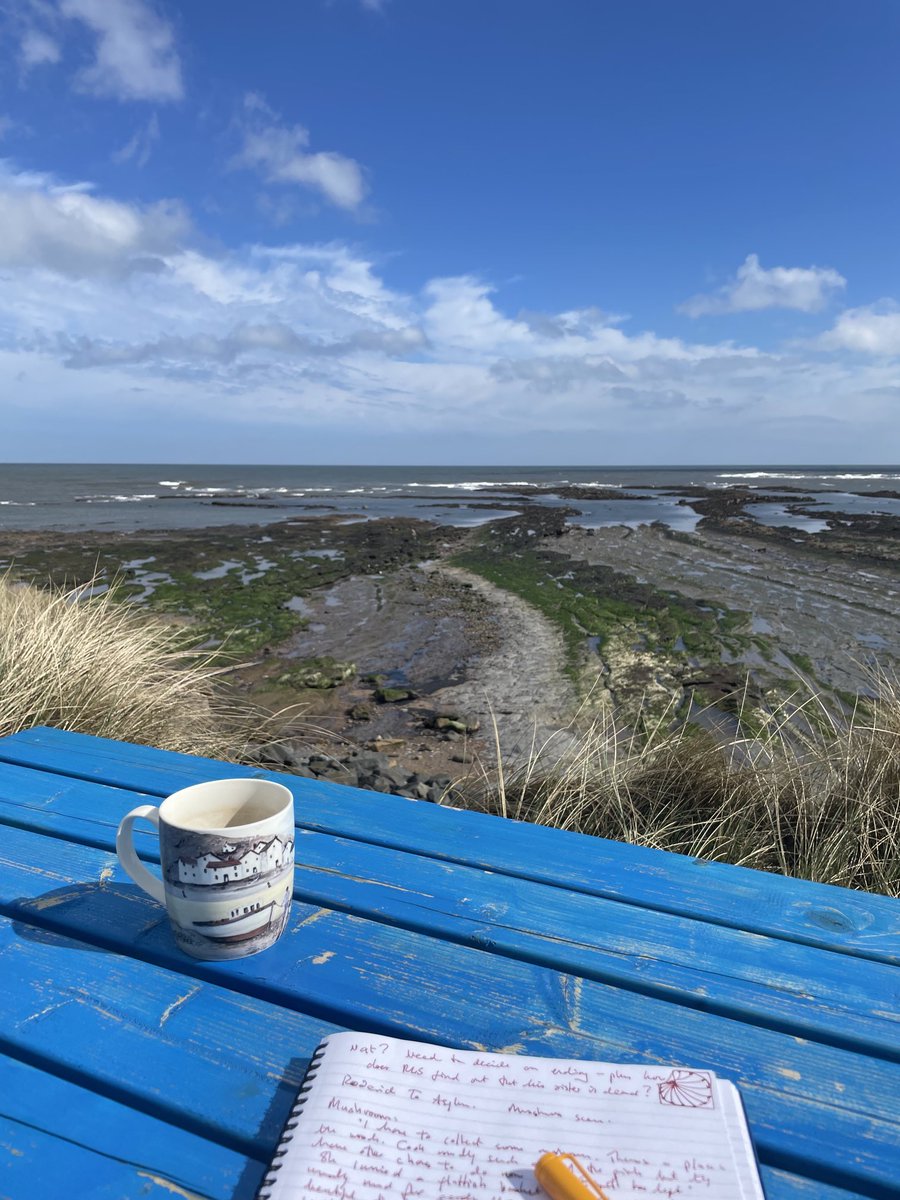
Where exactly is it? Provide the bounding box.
[0,576,268,759]
[2,576,897,896]
[475,682,900,897]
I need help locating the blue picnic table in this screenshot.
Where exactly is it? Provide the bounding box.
[0,725,897,1200]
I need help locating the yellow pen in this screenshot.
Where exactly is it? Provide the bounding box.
[534,1152,610,1200]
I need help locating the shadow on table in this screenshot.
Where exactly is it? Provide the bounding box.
[10,880,171,952]
[11,885,318,1200]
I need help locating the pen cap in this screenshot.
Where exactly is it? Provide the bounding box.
[534,1152,606,1200]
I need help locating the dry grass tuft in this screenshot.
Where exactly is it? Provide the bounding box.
[0,576,270,759]
[475,681,900,897]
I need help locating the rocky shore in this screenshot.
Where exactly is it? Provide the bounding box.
[1,484,897,790]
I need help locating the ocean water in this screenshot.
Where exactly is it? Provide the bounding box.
[0,463,898,534]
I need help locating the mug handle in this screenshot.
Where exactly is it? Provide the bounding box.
[116,805,166,904]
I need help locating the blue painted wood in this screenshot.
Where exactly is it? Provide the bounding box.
[0,904,338,1154]
[759,1170,871,1200]
[1,730,898,1198]
[0,1118,220,1200]
[0,765,897,1063]
[0,1054,259,1199]
[1,825,898,1197]
[1,726,896,965]
[0,1050,871,1200]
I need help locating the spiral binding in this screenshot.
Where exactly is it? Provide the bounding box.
[256,1040,329,1199]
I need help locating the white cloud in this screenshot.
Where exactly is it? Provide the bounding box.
[820,304,900,355]
[20,28,61,68]
[0,164,896,458]
[680,253,846,316]
[423,276,532,351]
[112,112,160,167]
[59,0,183,102]
[231,94,367,212]
[0,160,187,277]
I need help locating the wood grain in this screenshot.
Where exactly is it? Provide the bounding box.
[0,727,898,1200]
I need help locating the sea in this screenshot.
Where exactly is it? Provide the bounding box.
[1,464,899,535]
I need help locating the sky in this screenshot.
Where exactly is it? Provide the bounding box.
[1,0,899,465]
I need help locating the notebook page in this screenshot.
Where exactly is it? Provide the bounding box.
[265,1033,760,1200]
[716,1082,766,1200]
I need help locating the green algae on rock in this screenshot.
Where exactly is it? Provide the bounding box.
[276,657,357,689]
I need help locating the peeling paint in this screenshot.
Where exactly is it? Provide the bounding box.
[135,1172,205,1199]
[0,861,68,883]
[295,907,330,929]
[312,950,335,965]
[72,991,125,1024]
[28,890,77,911]
[20,1000,72,1028]
[566,976,584,1033]
[159,985,202,1029]
[778,1068,802,1081]
[99,865,115,885]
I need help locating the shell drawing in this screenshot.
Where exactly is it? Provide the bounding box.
[657,1069,714,1108]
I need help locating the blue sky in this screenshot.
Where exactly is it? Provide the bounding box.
[1,0,898,464]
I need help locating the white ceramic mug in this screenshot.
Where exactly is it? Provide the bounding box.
[116,778,295,961]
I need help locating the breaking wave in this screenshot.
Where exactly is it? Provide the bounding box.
[406,480,545,490]
[717,471,900,481]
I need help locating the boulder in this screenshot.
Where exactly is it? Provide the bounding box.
[313,765,360,787]
[352,750,391,772]
[378,765,418,791]
[255,741,299,767]
[423,711,480,734]
[374,686,417,703]
[366,736,407,752]
[277,656,356,689]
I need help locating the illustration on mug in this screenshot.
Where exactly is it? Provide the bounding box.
[161,823,295,958]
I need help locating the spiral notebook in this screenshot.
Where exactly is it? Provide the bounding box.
[257,1032,766,1199]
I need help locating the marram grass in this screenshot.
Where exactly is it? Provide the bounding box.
[0,577,269,759]
[3,577,898,897]
[473,684,900,897]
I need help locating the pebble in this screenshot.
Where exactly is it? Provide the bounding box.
[250,741,465,804]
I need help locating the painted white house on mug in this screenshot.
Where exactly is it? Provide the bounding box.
[176,836,293,885]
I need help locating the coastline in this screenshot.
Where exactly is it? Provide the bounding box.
[2,480,898,788]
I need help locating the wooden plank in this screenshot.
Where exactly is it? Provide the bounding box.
[0,1121,219,1200]
[0,1054,870,1200]
[1,727,897,965]
[0,770,897,1062]
[1,826,898,1197]
[759,1170,872,1200]
[0,908,338,1156]
[0,1054,258,1200]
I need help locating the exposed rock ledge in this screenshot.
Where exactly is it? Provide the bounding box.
[421,564,579,763]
